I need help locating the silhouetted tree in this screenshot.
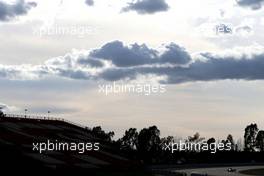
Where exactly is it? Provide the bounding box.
[187,132,205,143]
[137,126,161,163]
[0,110,4,118]
[159,136,176,162]
[256,130,264,152]
[161,136,174,151]
[119,128,138,151]
[92,126,115,142]
[92,126,104,137]
[204,137,216,153]
[226,134,235,151]
[244,123,258,152]
[207,137,216,145]
[84,126,92,132]
[108,131,115,141]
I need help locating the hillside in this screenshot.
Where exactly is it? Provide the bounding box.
[0,114,133,175]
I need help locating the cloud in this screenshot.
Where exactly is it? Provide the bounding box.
[235,25,253,35]
[90,41,191,67]
[122,0,169,14]
[90,41,157,67]
[1,42,264,84]
[0,103,7,110]
[236,0,264,10]
[0,100,76,115]
[0,0,37,21]
[85,0,94,6]
[162,51,264,84]
[0,41,191,80]
[90,43,264,84]
[0,102,19,112]
[78,58,104,68]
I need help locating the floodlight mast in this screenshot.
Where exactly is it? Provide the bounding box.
[25,109,28,118]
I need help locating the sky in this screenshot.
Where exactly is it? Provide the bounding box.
[1,0,264,140]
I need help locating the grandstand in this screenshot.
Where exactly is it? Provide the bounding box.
[0,113,132,174]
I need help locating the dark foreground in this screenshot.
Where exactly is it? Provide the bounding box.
[2,115,264,176]
[0,115,137,175]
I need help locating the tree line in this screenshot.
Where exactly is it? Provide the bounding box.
[86,123,264,164]
[1,110,264,164]
[244,123,264,152]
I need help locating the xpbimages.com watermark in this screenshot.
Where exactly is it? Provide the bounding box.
[33,24,97,38]
[163,141,232,154]
[98,82,166,96]
[32,140,100,154]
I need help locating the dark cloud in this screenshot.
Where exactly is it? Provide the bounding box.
[99,68,136,82]
[1,41,264,85]
[90,41,191,67]
[105,52,264,84]
[85,0,94,6]
[78,57,104,68]
[90,41,158,67]
[0,0,37,21]
[236,25,252,33]
[236,0,264,10]
[160,43,191,65]
[162,53,264,84]
[56,69,91,80]
[122,0,169,14]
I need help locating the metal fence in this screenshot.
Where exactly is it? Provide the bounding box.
[3,113,88,130]
[5,113,64,121]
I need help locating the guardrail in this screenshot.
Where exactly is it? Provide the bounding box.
[5,113,64,121]
[2,113,89,130]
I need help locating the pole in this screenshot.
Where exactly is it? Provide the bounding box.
[25,109,28,118]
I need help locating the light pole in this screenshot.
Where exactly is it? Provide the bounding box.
[25,109,27,118]
[47,111,50,119]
